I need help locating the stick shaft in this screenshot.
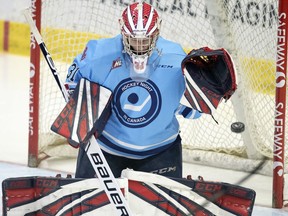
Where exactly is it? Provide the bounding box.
[23,8,70,102]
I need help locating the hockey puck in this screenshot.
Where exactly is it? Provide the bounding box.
[231,122,245,133]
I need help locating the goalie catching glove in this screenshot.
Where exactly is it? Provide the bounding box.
[182,47,237,115]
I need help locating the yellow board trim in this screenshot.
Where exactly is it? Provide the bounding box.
[43,28,106,64]
[240,57,275,94]
[9,21,31,56]
[0,20,3,51]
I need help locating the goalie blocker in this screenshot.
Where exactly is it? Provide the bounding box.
[182,47,237,115]
[51,78,112,147]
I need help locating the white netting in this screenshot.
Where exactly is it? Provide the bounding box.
[36,0,287,176]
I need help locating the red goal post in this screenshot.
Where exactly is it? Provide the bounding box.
[28,0,288,208]
[273,0,288,208]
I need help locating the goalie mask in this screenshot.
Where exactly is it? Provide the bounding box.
[119,2,161,81]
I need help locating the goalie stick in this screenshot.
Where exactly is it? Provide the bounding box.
[23,9,69,103]
[23,8,133,216]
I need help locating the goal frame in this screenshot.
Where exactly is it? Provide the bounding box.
[27,0,287,208]
[272,0,288,208]
[28,0,41,168]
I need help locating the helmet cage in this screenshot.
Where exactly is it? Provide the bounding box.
[122,32,159,57]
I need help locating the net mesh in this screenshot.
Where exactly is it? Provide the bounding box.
[37,0,287,175]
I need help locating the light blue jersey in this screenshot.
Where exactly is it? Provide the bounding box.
[66,35,201,159]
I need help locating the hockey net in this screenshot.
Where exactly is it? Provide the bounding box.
[28,0,287,207]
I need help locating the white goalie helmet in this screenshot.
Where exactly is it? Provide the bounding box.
[119,2,162,81]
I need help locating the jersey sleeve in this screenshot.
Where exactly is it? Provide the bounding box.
[175,104,202,119]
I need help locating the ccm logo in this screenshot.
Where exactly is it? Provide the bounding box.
[195,183,222,192]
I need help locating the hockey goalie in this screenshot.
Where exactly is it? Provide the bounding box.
[3,2,257,215]
[2,74,255,216]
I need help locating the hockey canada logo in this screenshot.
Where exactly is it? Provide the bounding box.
[113,78,161,128]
